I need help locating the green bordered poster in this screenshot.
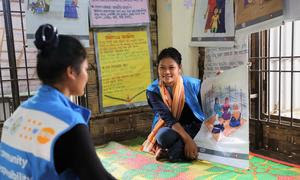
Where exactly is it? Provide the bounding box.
[94,27,152,112]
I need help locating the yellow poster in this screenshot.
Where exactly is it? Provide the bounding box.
[96,30,151,108]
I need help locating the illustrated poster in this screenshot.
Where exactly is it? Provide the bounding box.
[235,0,283,35]
[194,65,249,169]
[25,0,89,47]
[191,0,235,47]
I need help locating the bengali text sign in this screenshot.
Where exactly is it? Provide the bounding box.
[90,0,149,27]
[97,30,151,107]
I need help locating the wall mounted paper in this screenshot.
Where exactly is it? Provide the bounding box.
[90,0,149,27]
[236,0,283,35]
[191,0,235,47]
[94,29,152,111]
[26,0,89,47]
[194,65,249,169]
[283,0,300,21]
[204,36,248,78]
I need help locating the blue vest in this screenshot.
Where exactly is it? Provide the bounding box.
[147,76,206,129]
[0,85,91,180]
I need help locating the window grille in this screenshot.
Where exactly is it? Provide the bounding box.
[0,0,88,122]
[249,21,300,127]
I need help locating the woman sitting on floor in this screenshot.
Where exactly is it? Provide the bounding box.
[141,47,206,162]
[0,24,115,180]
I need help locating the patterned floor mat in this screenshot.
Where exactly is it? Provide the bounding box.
[96,138,300,180]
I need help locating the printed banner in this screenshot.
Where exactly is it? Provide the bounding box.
[90,0,150,27]
[191,0,235,47]
[194,65,249,169]
[283,0,300,21]
[235,0,283,35]
[204,36,248,78]
[25,0,89,47]
[95,30,152,110]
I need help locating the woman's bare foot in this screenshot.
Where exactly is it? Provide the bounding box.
[155,148,168,161]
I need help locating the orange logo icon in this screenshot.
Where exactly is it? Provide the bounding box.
[37,127,55,144]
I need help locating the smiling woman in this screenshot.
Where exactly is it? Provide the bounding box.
[141,47,206,162]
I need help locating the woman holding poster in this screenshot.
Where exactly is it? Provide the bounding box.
[141,47,206,162]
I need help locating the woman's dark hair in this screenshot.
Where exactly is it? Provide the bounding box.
[34,24,87,85]
[157,47,182,66]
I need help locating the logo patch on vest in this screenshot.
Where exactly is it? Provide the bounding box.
[1,107,69,161]
[37,127,55,144]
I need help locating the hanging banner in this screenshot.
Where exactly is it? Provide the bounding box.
[235,0,283,35]
[25,0,89,47]
[194,65,249,169]
[95,29,152,111]
[89,0,150,27]
[191,0,235,47]
[283,0,300,21]
[204,36,248,78]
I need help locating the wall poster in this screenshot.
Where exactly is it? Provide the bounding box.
[283,0,300,21]
[191,0,235,47]
[89,0,150,27]
[235,0,283,35]
[94,28,152,112]
[204,36,248,78]
[25,0,90,47]
[194,65,249,169]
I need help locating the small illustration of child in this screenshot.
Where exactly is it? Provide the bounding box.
[204,0,216,33]
[214,97,222,118]
[210,7,220,33]
[222,97,231,121]
[211,97,225,141]
[229,103,241,127]
[31,0,50,14]
[64,0,79,19]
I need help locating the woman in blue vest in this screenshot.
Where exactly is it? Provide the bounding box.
[142,47,205,162]
[0,24,115,179]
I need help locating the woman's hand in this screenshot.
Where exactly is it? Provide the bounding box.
[184,137,198,160]
[171,123,198,160]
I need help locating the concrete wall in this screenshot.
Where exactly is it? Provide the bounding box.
[157,0,199,78]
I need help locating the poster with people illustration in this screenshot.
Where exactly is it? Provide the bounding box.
[191,0,235,47]
[194,65,249,169]
[26,0,89,47]
[235,0,283,35]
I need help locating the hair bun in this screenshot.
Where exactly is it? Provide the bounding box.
[34,24,59,50]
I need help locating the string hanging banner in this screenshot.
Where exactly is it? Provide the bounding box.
[90,0,150,27]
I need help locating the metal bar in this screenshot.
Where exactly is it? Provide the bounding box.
[0,10,25,13]
[278,26,282,124]
[0,78,39,82]
[18,0,31,96]
[249,70,300,73]
[258,32,262,121]
[291,22,294,126]
[249,55,300,59]
[0,66,37,69]
[2,0,20,110]
[268,30,271,122]
[0,64,7,121]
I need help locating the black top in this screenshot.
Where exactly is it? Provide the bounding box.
[54,124,115,180]
[146,90,202,127]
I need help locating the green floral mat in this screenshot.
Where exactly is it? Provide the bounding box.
[96,137,300,179]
